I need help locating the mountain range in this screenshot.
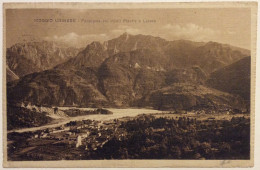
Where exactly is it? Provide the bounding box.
[6,41,81,79]
[7,33,250,112]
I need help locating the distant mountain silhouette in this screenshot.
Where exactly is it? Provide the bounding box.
[6,41,80,78]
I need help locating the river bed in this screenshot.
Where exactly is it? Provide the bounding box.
[9,108,164,133]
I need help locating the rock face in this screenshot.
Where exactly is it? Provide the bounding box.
[6,41,80,78]
[206,56,251,103]
[7,33,250,111]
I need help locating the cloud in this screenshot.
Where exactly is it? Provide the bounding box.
[44,32,110,48]
[160,23,220,42]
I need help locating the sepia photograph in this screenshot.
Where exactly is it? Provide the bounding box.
[2,2,257,168]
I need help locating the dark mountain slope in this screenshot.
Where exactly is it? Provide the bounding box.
[7,68,108,107]
[141,83,246,111]
[6,66,19,82]
[7,52,41,78]
[206,56,250,103]
[98,48,172,106]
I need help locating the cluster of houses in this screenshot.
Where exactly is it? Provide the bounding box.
[165,107,247,115]
[29,118,124,151]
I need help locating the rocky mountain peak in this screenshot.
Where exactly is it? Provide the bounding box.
[87,41,104,49]
[120,32,130,41]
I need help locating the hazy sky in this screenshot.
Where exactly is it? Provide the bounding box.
[6,8,251,49]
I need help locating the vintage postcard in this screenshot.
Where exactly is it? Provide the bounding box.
[2,2,257,168]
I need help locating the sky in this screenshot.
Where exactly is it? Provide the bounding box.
[6,8,251,49]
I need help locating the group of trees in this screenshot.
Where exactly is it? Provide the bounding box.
[85,115,250,160]
[63,108,113,117]
[7,105,52,130]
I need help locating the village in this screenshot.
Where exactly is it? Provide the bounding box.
[7,114,133,160]
[28,118,126,151]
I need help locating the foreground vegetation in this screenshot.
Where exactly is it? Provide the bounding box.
[7,105,53,130]
[92,115,250,159]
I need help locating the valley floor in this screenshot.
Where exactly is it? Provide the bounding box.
[7,110,250,160]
